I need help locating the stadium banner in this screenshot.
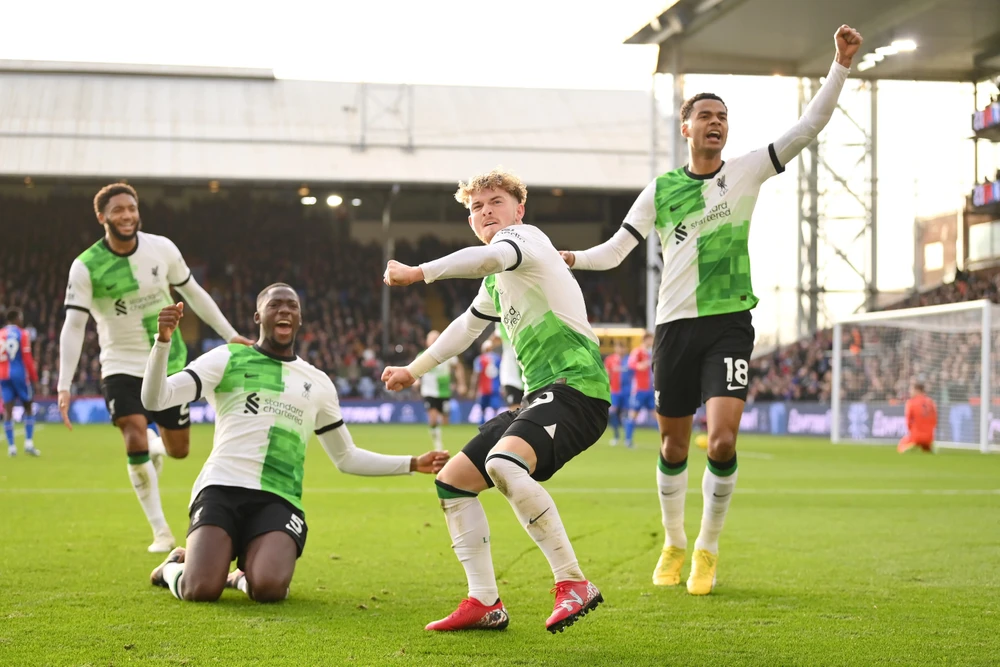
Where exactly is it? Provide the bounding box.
[17,399,995,442]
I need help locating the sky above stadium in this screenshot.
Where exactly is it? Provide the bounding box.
[0,0,665,90]
[3,0,996,342]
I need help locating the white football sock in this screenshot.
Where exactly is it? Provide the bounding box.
[237,574,249,596]
[693,465,739,554]
[485,455,584,583]
[440,495,499,605]
[127,459,170,535]
[657,462,688,550]
[430,425,443,452]
[163,562,185,600]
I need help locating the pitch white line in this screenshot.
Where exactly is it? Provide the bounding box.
[1,487,998,496]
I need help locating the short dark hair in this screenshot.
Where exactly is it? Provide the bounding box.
[4,307,22,325]
[256,282,296,308]
[93,183,138,217]
[913,381,926,392]
[680,93,727,121]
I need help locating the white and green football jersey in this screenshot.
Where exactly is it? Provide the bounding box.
[471,225,609,403]
[183,344,343,511]
[496,324,522,390]
[419,352,456,399]
[64,232,191,377]
[624,147,784,325]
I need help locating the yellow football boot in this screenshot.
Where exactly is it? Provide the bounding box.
[652,546,686,586]
[686,549,718,595]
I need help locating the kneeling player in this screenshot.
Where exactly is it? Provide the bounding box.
[142,285,447,603]
[382,168,610,633]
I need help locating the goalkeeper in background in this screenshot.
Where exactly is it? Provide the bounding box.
[898,381,937,454]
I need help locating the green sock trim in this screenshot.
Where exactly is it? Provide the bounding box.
[435,480,477,499]
[658,454,688,475]
[706,455,738,477]
[128,452,151,465]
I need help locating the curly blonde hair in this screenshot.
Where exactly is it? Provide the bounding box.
[454,167,528,208]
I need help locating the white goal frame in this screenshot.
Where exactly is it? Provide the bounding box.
[831,299,995,453]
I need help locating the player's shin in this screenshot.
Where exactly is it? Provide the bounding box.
[24,413,34,449]
[657,453,688,550]
[127,452,172,544]
[436,480,499,605]
[484,455,584,583]
[694,455,738,554]
[4,419,14,452]
[624,413,636,446]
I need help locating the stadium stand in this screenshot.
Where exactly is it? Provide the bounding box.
[748,269,1000,405]
[0,193,638,399]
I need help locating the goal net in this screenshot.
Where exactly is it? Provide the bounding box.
[831,300,1000,453]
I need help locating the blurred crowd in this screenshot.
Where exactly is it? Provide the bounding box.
[0,194,637,400]
[747,269,1000,404]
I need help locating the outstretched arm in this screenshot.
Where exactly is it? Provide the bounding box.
[772,25,861,167]
[316,422,448,475]
[384,242,520,286]
[383,307,492,392]
[564,182,654,271]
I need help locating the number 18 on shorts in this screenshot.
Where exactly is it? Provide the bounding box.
[652,310,755,417]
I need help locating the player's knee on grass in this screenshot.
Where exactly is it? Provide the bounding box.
[181,575,225,602]
[161,428,190,459]
[245,571,291,603]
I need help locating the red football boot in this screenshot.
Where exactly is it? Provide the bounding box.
[546,580,603,633]
[425,597,509,631]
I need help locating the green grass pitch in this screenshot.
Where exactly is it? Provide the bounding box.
[1,423,999,666]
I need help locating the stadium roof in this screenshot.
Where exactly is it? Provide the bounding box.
[0,61,670,189]
[627,0,1000,82]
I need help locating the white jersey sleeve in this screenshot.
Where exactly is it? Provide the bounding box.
[470,279,501,323]
[313,374,411,476]
[182,345,231,400]
[313,373,344,432]
[159,236,193,286]
[64,259,94,313]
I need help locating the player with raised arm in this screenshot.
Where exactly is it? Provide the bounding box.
[418,330,466,451]
[57,183,253,553]
[562,26,863,594]
[143,284,448,603]
[381,168,610,634]
[1,308,40,457]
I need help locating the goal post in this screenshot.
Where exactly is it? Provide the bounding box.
[831,299,997,453]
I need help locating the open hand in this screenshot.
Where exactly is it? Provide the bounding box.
[158,303,184,343]
[835,25,863,68]
[411,450,450,474]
